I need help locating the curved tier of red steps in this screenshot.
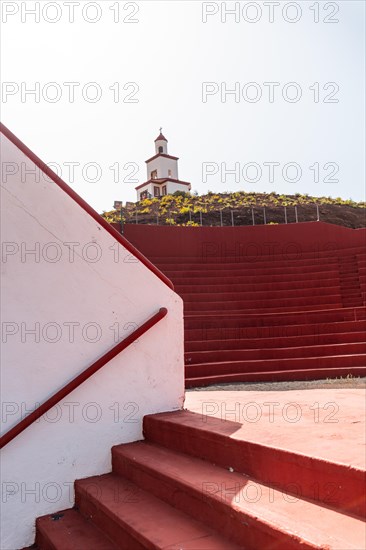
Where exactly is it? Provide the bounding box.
[150,245,366,387]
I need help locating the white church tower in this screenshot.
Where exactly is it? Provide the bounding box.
[135,130,191,201]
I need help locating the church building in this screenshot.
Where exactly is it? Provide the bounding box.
[135,130,191,200]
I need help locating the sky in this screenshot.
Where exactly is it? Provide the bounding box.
[1,0,365,212]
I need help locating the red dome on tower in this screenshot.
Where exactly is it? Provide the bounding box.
[154,132,168,142]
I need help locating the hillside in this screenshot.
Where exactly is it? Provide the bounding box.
[102,191,366,229]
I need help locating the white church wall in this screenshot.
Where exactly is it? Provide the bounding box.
[147,156,179,180]
[155,139,168,155]
[1,131,184,549]
[166,181,191,195]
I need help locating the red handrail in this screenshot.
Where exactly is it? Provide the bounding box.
[0,123,174,291]
[0,307,168,449]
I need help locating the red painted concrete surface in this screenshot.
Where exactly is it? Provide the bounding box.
[34,388,365,549]
[122,223,366,386]
[123,222,366,258]
[32,223,366,547]
[182,389,366,511]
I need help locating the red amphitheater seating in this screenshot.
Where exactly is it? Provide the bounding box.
[151,245,366,387]
[30,224,365,549]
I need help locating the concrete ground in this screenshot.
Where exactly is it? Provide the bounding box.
[184,384,366,469]
[187,376,366,392]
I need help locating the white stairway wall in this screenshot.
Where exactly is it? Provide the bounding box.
[0,131,184,549]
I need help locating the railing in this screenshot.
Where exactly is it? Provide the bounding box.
[0,307,168,449]
[115,202,364,229]
[118,204,331,228]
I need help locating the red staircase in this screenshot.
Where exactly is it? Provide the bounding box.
[34,410,365,549]
[30,228,366,548]
[149,246,366,387]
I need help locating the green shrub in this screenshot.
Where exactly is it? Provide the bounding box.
[173,190,191,198]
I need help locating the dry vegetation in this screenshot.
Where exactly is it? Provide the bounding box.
[102,191,366,229]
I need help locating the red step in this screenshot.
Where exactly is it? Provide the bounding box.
[149,246,366,265]
[176,279,348,294]
[75,474,238,549]
[185,330,366,352]
[112,442,366,550]
[185,342,366,363]
[186,366,366,387]
[185,319,366,342]
[185,307,366,329]
[173,279,345,292]
[36,509,118,550]
[186,354,366,378]
[164,264,341,279]
[167,265,342,279]
[171,272,342,286]
[183,294,343,311]
[186,304,349,316]
[157,256,345,271]
[181,285,345,301]
[143,411,366,519]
